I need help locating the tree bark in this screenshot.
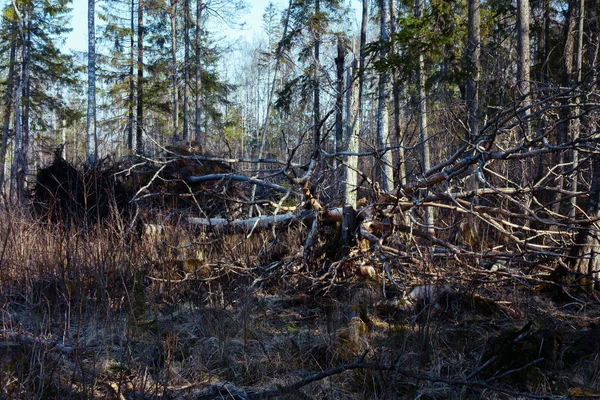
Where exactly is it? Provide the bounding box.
[0,21,17,196]
[136,0,144,154]
[312,0,321,159]
[344,0,367,209]
[416,0,433,233]
[377,0,394,192]
[334,34,346,194]
[87,0,97,167]
[194,0,204,144]
[127,0,135,150]
[183,0,190,140]
[334,35,345,162]
[554,0,576,215]
[389,0,406,188]
[569,0,584,217]
[466,0,480,141]
[170,0,179,139]
[19,5,31,204]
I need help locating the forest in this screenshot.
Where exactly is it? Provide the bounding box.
[1,0,600,398]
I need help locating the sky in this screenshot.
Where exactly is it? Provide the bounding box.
[64,0,275,53]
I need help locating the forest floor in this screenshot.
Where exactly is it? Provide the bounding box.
[1,209,600,399]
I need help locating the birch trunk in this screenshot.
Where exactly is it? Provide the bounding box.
[127,0,134,150]
[183,0,190,140]
[87,0,97,167]
[377,0,393,192]
[136,0,144,154]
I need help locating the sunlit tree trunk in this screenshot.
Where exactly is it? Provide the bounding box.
[136,0,144,154]
[569,0,584,217]
[170,0,179,139]
[19,5,31,203]
[127,0,134,150]
[0,21,17,196]
[389,0,406,187]
[183,0,190,140]
[377,0,393,192]
[554,0,576,215]
[416,0,433,233]
[344,0,367,209]
[312,0,321,158]
[87,0,97,167]
[194,0,204,144]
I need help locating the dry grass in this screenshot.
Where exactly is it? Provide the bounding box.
[1,208,600,399]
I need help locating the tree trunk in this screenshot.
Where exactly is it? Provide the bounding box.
[570,153,600,281]
[554,0,576,215]
[136,0,144,154]
[127,0,134,150]
[334,34,346,194]
[344,58,360,209]
[569,0,584,217]
[416,0,433,233]
[312,0,321,159]
[19,6,31,204]
[377,0,393,192]
[389,0,406,188]
[516,0,531,128]
[0,21,17,195]
[87,0,97,167]
[194,0,204,144]
[466,0,480,141]
[10,61,22,205]
[344,0,367,209]
[183,0,190,140]
[170,1,179,139]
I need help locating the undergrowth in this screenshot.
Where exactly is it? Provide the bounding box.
[0,208,599,399]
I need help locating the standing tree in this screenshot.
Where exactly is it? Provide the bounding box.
[376,0,393,192]
[87,0,98,167]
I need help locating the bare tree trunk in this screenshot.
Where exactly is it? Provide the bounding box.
[19,6,31,204]
[170,0,179,139]
[570,0,584,217]
[516,0,531,125]
[389,0,406,188]
[554,0,576,214]
[312,0,321,159]
[377,0,393,192]
[334,34,346,195]
[194,0,204,144]
[10,61,22,205]
[334,35,345,159]
[127,0,134,150]
[136,0,144,154]
[344,0,368,209]
[0,22,17,196]
[87,0,97,167]
[344,58,360,209]
[183,0,190,140]
[416,0,433,233]
[466,0,480,141]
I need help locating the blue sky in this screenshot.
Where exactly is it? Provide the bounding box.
[65,0,275,53]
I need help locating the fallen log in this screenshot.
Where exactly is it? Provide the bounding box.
[186,208,343,233]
